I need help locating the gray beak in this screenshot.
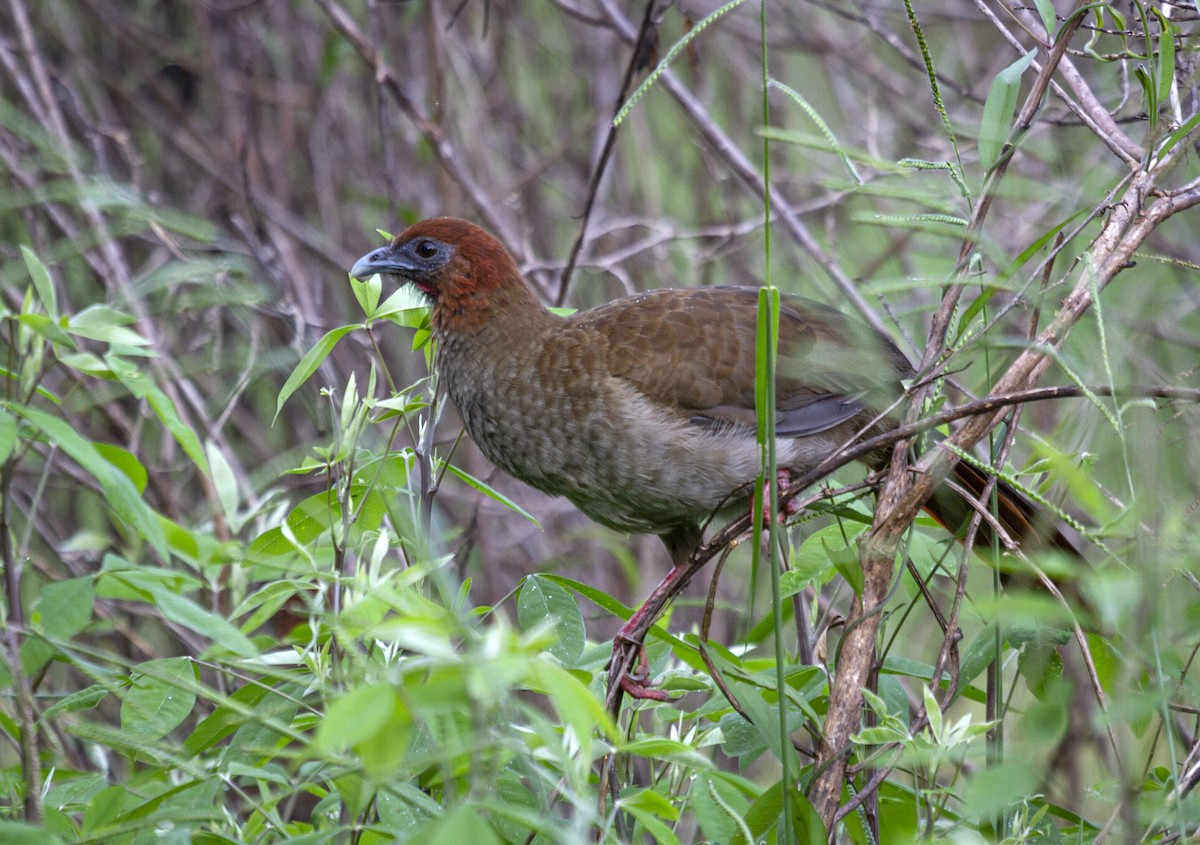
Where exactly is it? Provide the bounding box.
[350,246,411,281]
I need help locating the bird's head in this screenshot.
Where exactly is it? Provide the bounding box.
[350,217,536,332]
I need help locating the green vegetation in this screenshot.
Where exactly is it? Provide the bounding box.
[1,1,1199,842]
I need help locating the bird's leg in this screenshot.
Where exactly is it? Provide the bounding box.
[607,525,704,702]
[762,468,803,525]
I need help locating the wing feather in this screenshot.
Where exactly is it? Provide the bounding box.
[570,286,910,435]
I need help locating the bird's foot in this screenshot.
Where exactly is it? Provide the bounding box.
[619,671,671,701]
[761,469,802,526]
[610,634,671,701]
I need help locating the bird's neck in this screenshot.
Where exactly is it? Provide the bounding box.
[431,272,556,338]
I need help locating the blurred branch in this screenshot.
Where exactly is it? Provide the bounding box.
[554,0,658,306]
[809,0,1185,821]
[593,0,893,338]
[313,0,521,255]
[981,0,1144,165]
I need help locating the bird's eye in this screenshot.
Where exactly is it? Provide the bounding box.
[414,239,439,260]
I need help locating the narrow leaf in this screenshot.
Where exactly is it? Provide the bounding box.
[206,440,240,525]
[1153,9,1175,106]
[442,462,539,525]
[108,356,209,475]
[0,410,16,464]
[979,50,1036,168]
[144,583,259,657]
[18,313,74,349]
[69,305,149,346]
[20,245,57,318]
[274,325,357,422]
[1032,0,1057,39]
[8,404,168,559]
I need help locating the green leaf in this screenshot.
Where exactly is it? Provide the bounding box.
[784,523,863,597]
[1018,644,1063,700]
[828,539,863,596]
[205,440,239,526]
[36,577,95,640]
[108,356,209,475]
[20,245,57,319]
[42,685,108,719]
[120,657,198,741]
[1135,64,1157,130]
[1153,9,1175,106]
[978,50,1036,168]
[274,324,358,422]
[286,490,341,542]
[415,806,502,845]
[232,580,303,634]
[694,773,753,845]
[441,462,539,525]
[69,305,149,346]
[19,636,56,677]
[1154,108,1200,161]
[621,796,681,845]
[81,785,125,835]
[350,272,382,316]
[142,583,259,657]
[0,821,64,845]
[961,761,1038,818]
[517,574,585,666]
[754,287,780,444]
[316,683,398,751]
[1032,0,1057,39]
[96,554,202,599]
[528,661,617,742]
[0,411,16,464]
[19,313,75,348]
[59,351,112,378]
[93,443,148,494]
[376,284,432,326]
[623,737,713,769]
[7,404,168,559]
[182,681,272,756]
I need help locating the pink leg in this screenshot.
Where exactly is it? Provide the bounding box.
[761,468,802,525]
[609,558,701,701]
[607,526,705,703]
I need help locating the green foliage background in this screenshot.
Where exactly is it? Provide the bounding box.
[1,1,1199,842]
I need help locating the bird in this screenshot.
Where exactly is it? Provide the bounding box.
[351,217,1074,699]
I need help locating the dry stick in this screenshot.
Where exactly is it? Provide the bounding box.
[809,2,1096,826]
[592,0,891,338]
[8,0,239,551]
[975,0,1143,166]
[634,381,1199,593]
[554,0,659,307]
[0,455,41,823]
[313,0,521,257]
[888,179,1200,838]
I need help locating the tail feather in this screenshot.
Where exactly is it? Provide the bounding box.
[923,461,1084,562]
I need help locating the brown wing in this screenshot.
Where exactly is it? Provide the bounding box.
[572,286,912,435]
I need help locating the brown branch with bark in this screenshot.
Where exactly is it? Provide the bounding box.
[808,4,1200,827]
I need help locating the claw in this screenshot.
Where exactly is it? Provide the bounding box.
[619,671,671,701]
[610,635,671,701]
[761,468,801,525]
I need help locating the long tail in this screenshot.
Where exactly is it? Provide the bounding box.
[923,460,1084,562]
